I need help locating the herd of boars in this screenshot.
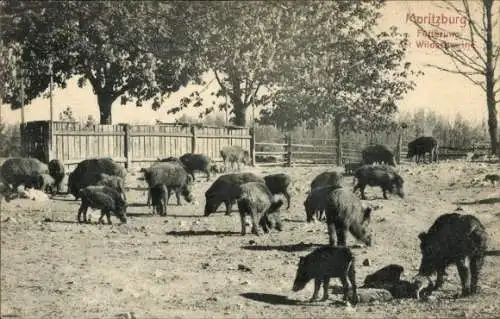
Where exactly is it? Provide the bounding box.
[1,139,499,305]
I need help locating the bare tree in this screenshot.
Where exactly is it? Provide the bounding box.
[410,0,499,155]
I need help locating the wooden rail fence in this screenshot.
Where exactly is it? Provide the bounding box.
[255,135,492,167]
[19,121,492,171]
[21,121,254,171]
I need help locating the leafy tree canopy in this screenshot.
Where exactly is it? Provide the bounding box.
[1,1,205,124]
[167,1,287,126]
[258,1,421,132]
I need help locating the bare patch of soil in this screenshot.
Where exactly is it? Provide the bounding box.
[1,161,499,318]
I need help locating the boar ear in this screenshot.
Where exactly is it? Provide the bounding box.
[418,232,427,242]
[363,206,372,220]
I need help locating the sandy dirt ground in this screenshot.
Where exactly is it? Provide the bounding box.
[1,160,499,319]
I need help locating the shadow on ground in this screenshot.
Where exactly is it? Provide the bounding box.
[241,242,321,252]
[52,197,78,202]
[126,211,202,218]
[165,230,240,236]
[454,197,500,205]
[240,293,302,306]
[43,219,79,224]
[283,218,305,223]
[241,243,367,252]
[127,202,188,208]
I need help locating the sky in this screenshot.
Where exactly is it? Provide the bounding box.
[1,1,497,126]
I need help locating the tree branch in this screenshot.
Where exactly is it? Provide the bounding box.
[462,0,487,65]
[493,45,500,73]
[462,0,487,41]
[252,83,261,104]
[426,62,486,91]
[242,78,251,105]
[85,68,101,94]
[213,69,229,98]
[112,82,132,100]
[412,22,485,73]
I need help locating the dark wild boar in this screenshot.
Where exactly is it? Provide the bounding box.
[363,265,419,299]
[414,212,500,299]
[204,172,265,216]
[292,246,358,304]
[179,153,213,181]
[263,173,291,209]
[407,136,439,164]
[311,171,342,190]
[309,172,343,221]
[361,144,396,166]
[77,185,127,224]
[320,187,373,247]
[236,182,283,236]
[304,185,341,222]
[142,162,194,215]
[68,158,127,200]
[0,157,49,191]
[363,264,405,289]
[96,173,127,200]
[353,165,405,200]
[48,159,65,194]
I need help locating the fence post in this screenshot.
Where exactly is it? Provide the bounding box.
[191,125,197,153]
[335,117,342,166]
[396,123,407,164]
[123,124,132,169]
[286,134,292,167]
[249,127,256,166]
[19,123,26,157]
[44,121,52,163]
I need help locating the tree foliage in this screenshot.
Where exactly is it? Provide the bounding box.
[0,39,22,103]
[167,1,284,126]
[1,1,204,124]
[259,1,419,133]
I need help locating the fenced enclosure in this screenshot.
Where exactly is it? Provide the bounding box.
[20,121,252,171]
[19,121,492,171]
[254,124,492,167]
[254,124,410,166]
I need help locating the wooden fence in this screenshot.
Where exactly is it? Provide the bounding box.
[19,121,492,171]
[20,121,253,171]
[255,135,492,167]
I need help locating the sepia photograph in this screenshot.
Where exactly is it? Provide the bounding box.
[0,1,499,318]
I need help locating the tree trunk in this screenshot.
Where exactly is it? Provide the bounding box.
[395,129,403,165]
[335,116,342,166]
[484,0,498,155]
[232,99,247,126]
[97,93,114,125]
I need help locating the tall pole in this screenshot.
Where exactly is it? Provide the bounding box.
[224,95,228,125]
[49,58,54,123]
[252,99,255,129]
[20,68,25,125]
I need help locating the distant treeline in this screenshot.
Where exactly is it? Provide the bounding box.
[254,109,490,150]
